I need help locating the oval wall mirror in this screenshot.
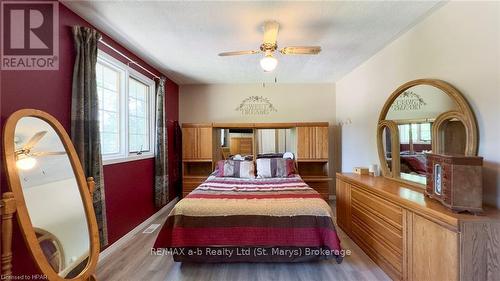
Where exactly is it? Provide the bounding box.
[377,79,478,187]
[3,109,99,281]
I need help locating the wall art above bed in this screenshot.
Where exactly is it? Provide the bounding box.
[235,96,278,116]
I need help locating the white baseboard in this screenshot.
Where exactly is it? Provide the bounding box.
[99,197,179,263]
[329,195,336,200]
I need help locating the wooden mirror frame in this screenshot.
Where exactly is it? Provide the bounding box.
[377,79,478,188]
[2,109,99,281]
[377,120,400,178]
[432,110,475,155]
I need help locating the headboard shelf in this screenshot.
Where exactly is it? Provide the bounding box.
[210,122,328,129]
[182,159,213,163]
[181,122,333,200]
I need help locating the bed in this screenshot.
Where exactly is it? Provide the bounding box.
[153,174,343,263]
[400,153,427,175]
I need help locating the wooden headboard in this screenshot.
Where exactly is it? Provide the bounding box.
[181,122,333,200]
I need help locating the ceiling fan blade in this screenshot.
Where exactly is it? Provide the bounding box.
[218,50,260,56]
[32,151,66,157]
[280,46,322,55]
[23,131,48,150]
[263,21,279,45]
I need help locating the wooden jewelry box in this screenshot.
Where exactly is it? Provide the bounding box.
[425,153,483,213]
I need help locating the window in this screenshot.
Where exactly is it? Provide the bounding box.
[399,124,411,144]
[96,51,155,164]
[96,62,120,155]
[418,123,432,142]
[128,78,151,153]
[398,122,432,144]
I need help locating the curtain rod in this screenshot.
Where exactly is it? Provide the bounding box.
[99,38,161,80]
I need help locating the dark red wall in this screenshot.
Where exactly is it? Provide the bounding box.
[0,2,179,276]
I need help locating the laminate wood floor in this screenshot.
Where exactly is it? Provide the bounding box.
[96,200,390,281]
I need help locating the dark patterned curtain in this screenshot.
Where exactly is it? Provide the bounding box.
[155,77,169,207]
[173,121,182,196]
[70,26,108,247]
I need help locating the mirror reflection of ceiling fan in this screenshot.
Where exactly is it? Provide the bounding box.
[15,131,66,170]
[218,20,321,72]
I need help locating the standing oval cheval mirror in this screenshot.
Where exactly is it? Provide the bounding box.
[2,109,100,281]
[377,79,478,189]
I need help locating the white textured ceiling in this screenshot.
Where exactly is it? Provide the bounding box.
[62,1,441,84]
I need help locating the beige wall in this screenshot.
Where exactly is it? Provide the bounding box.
[180,84,335,123]
[180,83,337,195]
[336,2,500,207]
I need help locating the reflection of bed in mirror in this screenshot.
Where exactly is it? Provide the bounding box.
[397,121,432,178]
[399,153,427,174]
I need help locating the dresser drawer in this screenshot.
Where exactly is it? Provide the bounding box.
[352,200,402,254]
[351,218,402,280]
[351,187,402,229]
[349,186,404,280]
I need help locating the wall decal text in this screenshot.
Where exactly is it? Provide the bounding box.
[390,91,427,111]
[235,96,278,115]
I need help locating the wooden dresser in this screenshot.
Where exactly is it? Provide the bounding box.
[336,173,500,281]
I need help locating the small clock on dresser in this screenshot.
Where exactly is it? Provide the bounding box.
[426,153,483,213]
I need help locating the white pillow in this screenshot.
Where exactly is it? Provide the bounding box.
[232,154,244,160]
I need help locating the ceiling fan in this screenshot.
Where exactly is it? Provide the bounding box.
[218,20,321,72]
[15,131,66,170]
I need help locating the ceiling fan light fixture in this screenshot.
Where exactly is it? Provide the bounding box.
[16,156,37,170]
[260,55,278,72]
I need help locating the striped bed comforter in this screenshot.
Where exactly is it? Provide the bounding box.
[153,175,343,263]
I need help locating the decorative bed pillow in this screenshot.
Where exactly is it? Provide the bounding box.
[256,158,296,178]
[216,160,255,179]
